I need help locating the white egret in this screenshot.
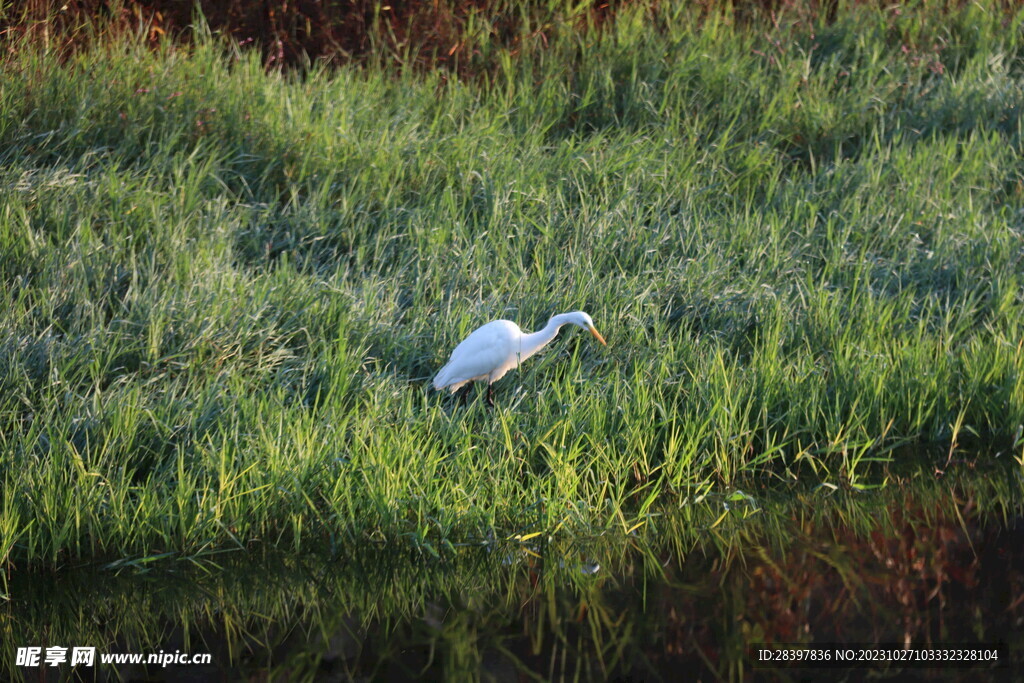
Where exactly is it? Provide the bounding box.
[432,311,607,406]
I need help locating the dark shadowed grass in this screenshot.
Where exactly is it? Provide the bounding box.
[0,2,1022,569]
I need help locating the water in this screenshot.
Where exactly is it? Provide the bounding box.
[4,464,1022,681]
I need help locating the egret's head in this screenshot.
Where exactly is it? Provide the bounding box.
[570,311,607,346]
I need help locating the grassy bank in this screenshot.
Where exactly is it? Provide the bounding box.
[1,2,1023,568]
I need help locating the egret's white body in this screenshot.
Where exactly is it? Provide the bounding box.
[432,311,606,404]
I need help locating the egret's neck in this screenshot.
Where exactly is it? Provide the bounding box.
[518,314,574,363]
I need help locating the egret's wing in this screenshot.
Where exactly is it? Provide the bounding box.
[432,321,515,390]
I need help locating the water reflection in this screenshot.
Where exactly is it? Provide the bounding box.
[3,466,1022,681]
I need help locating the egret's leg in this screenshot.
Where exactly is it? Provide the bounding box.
[486,384,494,408]
[458,384,472,406]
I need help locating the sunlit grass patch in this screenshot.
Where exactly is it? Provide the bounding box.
[1,3,1023,568]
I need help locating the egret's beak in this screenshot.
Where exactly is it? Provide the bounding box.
[588,325,607,346]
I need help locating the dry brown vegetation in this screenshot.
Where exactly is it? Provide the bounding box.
[7,0,637,72]
[5,0,1008,74]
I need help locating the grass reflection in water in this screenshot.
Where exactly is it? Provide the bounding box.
[4,464,1022,681]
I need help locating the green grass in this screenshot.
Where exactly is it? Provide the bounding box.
[1,2,1023,568]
